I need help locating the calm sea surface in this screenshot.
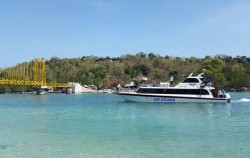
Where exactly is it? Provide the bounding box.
[0,92,250,158]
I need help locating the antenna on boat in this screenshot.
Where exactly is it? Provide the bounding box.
[188,73,193,77]
[188,68,197,77]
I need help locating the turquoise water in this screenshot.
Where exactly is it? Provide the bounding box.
[0,92,250,158]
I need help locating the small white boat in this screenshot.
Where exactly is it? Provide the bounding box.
[117,73,231,103]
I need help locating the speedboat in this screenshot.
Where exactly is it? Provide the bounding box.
[117,73,231,103]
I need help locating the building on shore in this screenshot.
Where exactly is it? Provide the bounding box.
[68,82,96,93]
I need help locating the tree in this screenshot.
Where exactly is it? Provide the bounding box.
[136,52,147,58]
[133,63,151,76]
[0,85,11,93]
[124,65,135,78]
[227,71,249,90]
[201,58,227,88]
[148,53,157,60]
[94,78,103,88]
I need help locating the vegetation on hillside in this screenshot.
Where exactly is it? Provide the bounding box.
[45,53,250,90]
[0,53,249,92]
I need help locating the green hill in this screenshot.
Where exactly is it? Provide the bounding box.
[1,53,249,92]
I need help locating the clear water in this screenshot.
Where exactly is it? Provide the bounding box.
[0,92,250,158]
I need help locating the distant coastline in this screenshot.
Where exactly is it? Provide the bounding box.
[0,53,249,93]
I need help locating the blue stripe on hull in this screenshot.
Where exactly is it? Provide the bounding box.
[118,94,229,103]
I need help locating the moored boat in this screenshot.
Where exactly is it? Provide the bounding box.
[117,73,231,103]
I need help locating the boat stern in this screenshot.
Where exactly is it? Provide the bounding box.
[225,93,231,103]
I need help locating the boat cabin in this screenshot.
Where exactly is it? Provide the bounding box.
[175,73,212,89]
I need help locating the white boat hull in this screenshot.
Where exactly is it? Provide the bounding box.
[118,93,230,103]
[117,72,231,103]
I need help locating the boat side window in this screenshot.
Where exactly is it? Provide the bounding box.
[149,89,154,93]
[138,88,146,93]
[143,89,149,93]
[139,88,209,95]
[180,89,209,95]
[182,78,199,83]
[188,89,209,95]
[201,89,209,95]
[139,88,157,93]
[158,89,164,94]
[136,89,142,93]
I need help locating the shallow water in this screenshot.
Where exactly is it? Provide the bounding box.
[0,92,250,158]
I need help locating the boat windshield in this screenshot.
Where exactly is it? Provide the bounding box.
[182,78,200,83]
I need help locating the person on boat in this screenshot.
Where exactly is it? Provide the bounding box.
[218,89,226,98]
[221,90,226,98]
[170,76,174,87]
[204,76,209,85]
[218,90,222,98]
[116,84,121,93]
[212,89,218,97]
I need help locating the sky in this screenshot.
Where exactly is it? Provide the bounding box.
[0,0,250,67]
